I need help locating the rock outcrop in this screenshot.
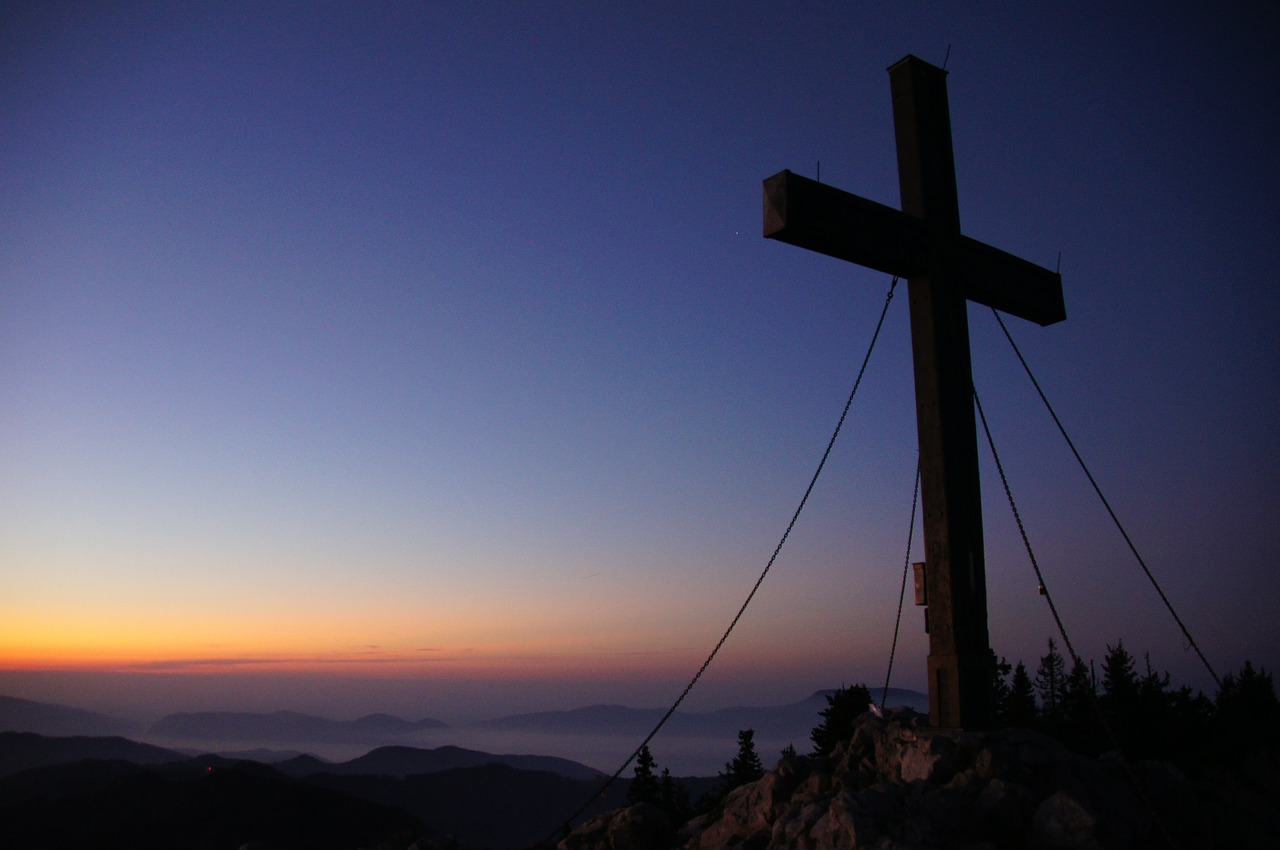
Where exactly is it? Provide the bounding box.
[559,709,1280,850]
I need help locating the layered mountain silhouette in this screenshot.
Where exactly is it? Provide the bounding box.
[276,743,603,780]
[0,689,930,848]
[3,689,930,777]
[0,695,139,738]
[1,731,601,782]
[0,733,613,848]
[472,688,929,737]
[0,731,185,776]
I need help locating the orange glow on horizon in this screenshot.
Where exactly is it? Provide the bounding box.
[0,622,712,681]
[0,647,710,681]
[0,584,864,684]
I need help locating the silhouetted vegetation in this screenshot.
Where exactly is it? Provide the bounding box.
[626,745,660,806]
[718,728,764,795]
[1007,662,1037,726]
[1213,660,1280,756]
[994,638,1278,768]
[625,744,691,822]
[1034,638,1066,714]
[659,767,692,821]
[810,684,871,757]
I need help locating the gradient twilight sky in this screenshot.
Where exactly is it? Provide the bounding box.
[3,2,1278,721]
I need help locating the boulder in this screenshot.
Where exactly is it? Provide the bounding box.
[560,802,675,850]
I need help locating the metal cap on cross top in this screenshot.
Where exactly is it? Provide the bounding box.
[762,54,1065,729]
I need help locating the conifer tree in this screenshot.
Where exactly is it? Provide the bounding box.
[991,655,1013,722]
[1215,661,1280,755]
[719,728,765,794]
[1101,639,1143,751]
[627,744,661,806]
[659,767,691,821]
[1054,654,1099,753]
[809,684,871,757]
[1061,655,1094,714]
[1102,639,1138,704]
[1137,653,1172,717]
[1006,661,1037,726]
[1035,638,1066,715]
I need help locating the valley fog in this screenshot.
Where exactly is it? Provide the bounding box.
[143,725,811,778]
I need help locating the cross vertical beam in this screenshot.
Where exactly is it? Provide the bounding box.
[762,55,1064,730]
[890,57,990,729]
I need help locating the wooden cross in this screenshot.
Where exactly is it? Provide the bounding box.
[762,55,1065,729]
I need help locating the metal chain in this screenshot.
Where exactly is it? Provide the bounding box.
[974,383,1180,850]
[989,308,1221,691]
[537,276,900,846]
[973,388,1081,668]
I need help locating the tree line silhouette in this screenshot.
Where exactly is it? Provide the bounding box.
[625,648,1276,822]
[625,685,871,821]
[993,639,1278,765]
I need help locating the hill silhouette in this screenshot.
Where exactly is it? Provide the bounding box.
[0,731,185,777]
[276,743,603,781]
[0,739,612,849]
[310,762,618,847]
[473,688,928,739]
[0,695,139,738]
[0,759,425,850]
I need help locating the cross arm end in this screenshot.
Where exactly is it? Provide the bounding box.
[763,169,926,278]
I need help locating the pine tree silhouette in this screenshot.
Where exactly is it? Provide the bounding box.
[626,745,660,806]
[719,729,765,794]
[810,684,871,757]
[1035,638,1066,716]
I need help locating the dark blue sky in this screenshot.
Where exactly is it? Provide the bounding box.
[2,2,1277,718]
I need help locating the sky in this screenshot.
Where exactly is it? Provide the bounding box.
[2,2,1278,723]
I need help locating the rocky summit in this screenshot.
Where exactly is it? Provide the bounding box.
[558,709,1279,850]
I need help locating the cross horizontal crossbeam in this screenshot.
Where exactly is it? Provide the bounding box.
[763,169,1065,326]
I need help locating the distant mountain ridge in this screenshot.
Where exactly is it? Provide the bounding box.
[0,730,602,782]
[4,688,930,776]
[472,688,929,738]
[276,743,603,781]
[0,730,612,846]
[0,695,139,738]
[0,687,933,849]
[0,731,185,777]
[7,688,928,745]
[0,749,606,849]
[149,709,447,743]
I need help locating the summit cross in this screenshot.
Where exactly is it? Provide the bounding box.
[762,55,1066,729]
